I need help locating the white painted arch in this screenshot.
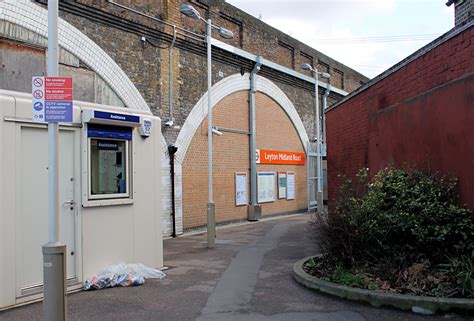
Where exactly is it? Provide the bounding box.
[1,0,170,154]
[0,0,149,112]
[175,73,310,164]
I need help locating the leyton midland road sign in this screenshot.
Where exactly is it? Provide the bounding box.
[32,76,73,123]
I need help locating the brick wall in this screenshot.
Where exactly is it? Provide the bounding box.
[255,94,307,215]
[182,91,307,229]
[326,25,474,210]
[60,11,163,114]
[55,0,367,143]
[17,0,367,235]
[182,91,249,228]
[455,0,473,26]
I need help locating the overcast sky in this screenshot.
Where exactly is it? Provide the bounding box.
[225,0,454,78]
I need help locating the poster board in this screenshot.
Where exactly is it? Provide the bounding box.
[257,172,275,203]
[277,172,287,199]
[286,172,295,200]
[235,172,248,206]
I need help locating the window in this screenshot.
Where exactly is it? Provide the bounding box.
[88,124,131,200]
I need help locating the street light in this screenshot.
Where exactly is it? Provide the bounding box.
[301,63,330,214]
[180,4,234,248]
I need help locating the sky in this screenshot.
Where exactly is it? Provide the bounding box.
[225,0,454,78]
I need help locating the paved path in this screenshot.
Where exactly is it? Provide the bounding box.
[0,214,471,321]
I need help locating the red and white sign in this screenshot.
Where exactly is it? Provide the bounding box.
[44,77,73,101]
[32,76,73,123]
[256,149,305,165]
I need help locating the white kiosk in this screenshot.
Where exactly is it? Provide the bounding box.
[0,90,163,309]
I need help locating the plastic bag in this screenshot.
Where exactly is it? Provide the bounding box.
[84,263,165,290]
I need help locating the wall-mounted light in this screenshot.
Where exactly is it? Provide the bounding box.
[212,127,223,136]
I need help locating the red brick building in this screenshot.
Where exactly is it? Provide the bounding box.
[326,20,474,211]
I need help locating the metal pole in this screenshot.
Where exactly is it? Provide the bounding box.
[43,1,67,320]
[48,124,59,240]
[47,2,59,244]
[307,141,311,211]
[206,19,215,248]
[314,70,323,214]
[248,58,261,220]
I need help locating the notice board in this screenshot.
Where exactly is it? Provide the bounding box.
[235,172,247,206]
[277,172,287,199]
[286,172,295,200]
[257,172,275,203]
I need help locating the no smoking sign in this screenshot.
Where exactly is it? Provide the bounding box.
[33,77,43,87]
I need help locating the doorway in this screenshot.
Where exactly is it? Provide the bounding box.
[15,125,81,297]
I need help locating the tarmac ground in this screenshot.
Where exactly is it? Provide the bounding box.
[0,213,472,321]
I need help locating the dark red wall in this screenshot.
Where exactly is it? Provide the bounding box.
[327,26,474,210]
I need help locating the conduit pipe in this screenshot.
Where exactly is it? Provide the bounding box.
[321,85,331,207]
[248,57,262,220]
[168,145,178,237]
[166,26,177,127]
[322,85,331,145]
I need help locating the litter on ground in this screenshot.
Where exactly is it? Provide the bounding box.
[84,263,166,290]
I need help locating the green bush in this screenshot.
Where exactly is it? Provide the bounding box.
[314,166,474,268]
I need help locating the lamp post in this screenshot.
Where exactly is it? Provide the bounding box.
[41,1,67,321]
[301,63,330,214]
[180,4,234,248]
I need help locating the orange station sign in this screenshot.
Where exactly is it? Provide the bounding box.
[256,149,305,165]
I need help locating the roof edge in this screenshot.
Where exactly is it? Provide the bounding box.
[326,21,473,114]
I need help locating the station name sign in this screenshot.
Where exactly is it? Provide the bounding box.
[256,149,305,165]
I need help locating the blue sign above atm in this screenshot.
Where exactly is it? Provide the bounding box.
[82,109,141,127]
[94,111,140,124]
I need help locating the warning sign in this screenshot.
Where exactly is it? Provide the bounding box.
[32,76,73,123]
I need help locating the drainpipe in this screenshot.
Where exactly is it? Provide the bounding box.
[168,145,178,237]
[165,26,177,127]
[321,85,331,206]
[322,85,331,145]
[248,56,262,221]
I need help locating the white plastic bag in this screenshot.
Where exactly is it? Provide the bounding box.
[128,263,166,279]
[84,263,165,290]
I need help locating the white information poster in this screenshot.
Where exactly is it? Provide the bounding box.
[235,172,248,206]
[286,172,295,200]
[257,172,275,203]
[278,172,287,199]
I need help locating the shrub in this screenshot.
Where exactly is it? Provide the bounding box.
[313,166,474,269]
